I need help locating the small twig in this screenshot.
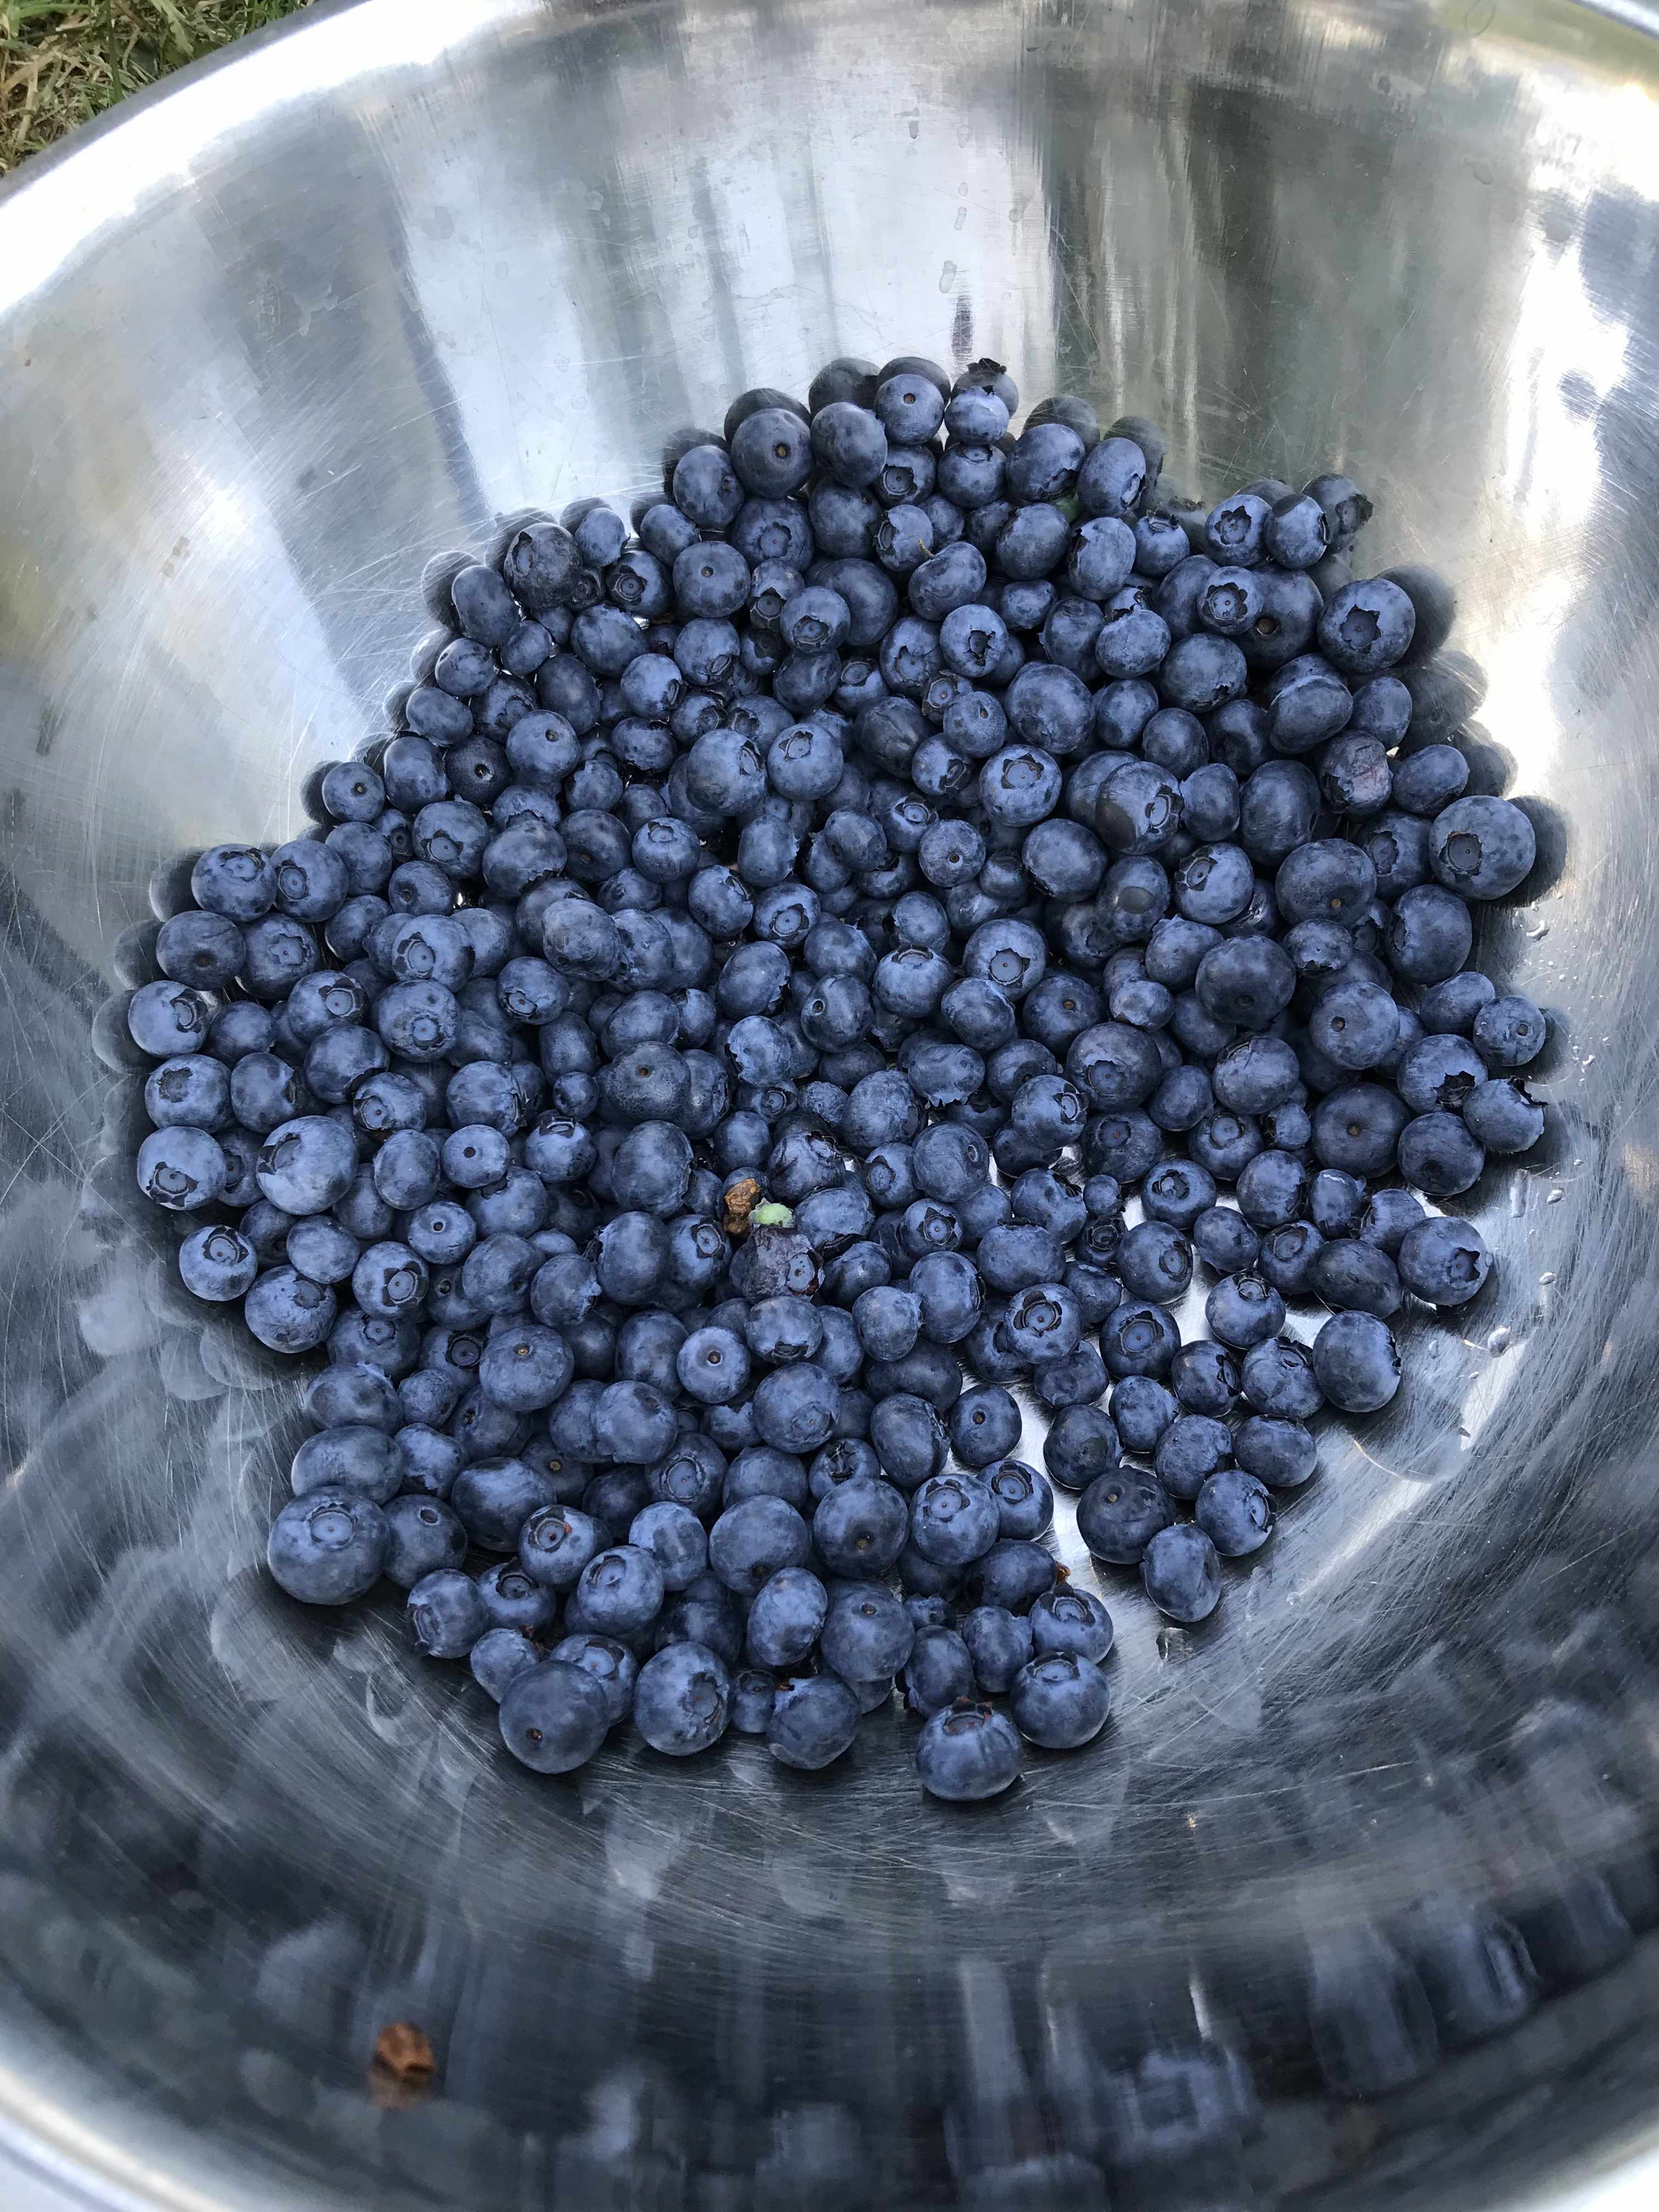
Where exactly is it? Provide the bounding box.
[723,1176,761,1236]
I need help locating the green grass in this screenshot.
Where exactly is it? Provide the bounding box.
[1,0,308,175]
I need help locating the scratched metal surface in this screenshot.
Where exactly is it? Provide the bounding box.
[2,0,1659,2204]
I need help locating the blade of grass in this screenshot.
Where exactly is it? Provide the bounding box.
[1,0,307,176]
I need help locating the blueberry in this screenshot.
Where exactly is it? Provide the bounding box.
[1030,1587,1113,1664]
[1416,971,1495,1039]
[267,1491,388,1605]
[1028,1410,1116,1513]
[499,1658,610,1773]
[178,1223,260,1302]
[1311,1311,1401,1413]
[394,1424,466,1497]
[768,1673,861,1770]
[1011,1652,1111,1750]
[342,1239,424,1327]
[649,1435,728,1518]
[191,842,276,921]
[1304,472,1374,549]
[126,980,212,1059]
[1240,1334,1324,1419]
[730,1668,777,1735]
[291,1423,398,1503]
[1310,979,1402,1071]
[1259,1220,1324,1298]
[1192,1206,1261,1275]
[981,1460,1051,1542]
[1000,1281,1081,1364]
[1359,1188,1427,1255]
[874,371,947,447]
[1398,1110,1486,1198]
[1233,1415,1317,1491]
[1207,1040,1296,1124]
[451,1457,557,1552]
[1317,578,1416,675]
[1205,1272,1286,1349]
[156,909,245,989]
[1153,1414,1233,1503]
[628,1500,708,1590]
[1311,1085,1412,1178]
[1193,937,1294,1031]
[252,1115,359,1215]
[1169,1340,1240,1417]
[906,1251,982,1344]
[407,1567,486,1658]
[328,1309,416,1376]
[953,1609,1029,1699]
[1076,435,1147,520]
[752,1361,839,1452]
[1393,744,1470,817]
[963,1538,1057,1612]
[1204,490,1271,567]
[470,1628,543,1703]
[909,1473,1000,1566]
[1236,1148,1311,1233]
[1195,1469,1276,1558]
[135,1123,227,1211]
[812,400,888,487]
[1265,492,1330,569]
[914,1702,1022,1800]
[1076,1467,1174,1565]
[1116,1220,1194,1304]
[724,1446,809,1509]
[1387,884,1473,985]
[517,1504,606,1593]
[1312,1238,1403,1317]
[205,1001,274,1063]
[1100,1299,1181,1380]
[1473,994,1546,1070]
[1141,1523,1221,1622]
[1429,795,1536,900]
[902,1626,977,1716]
[808,1477,906,1582]
[977,1226,1063,1296]
[821,1583,915,1682]
[245,1267,336,1353]
[708,1496,810,1593]
[949,1384,1023,1469]
[1284,918,1356,983]
[742,1566,827,1670]
[529,1630,629,1735]
[571,1543,665,1637]
[1397,1215,1492,1307]
[475,1559,558,1639]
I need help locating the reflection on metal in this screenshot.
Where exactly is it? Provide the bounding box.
[1,0,1658,2205]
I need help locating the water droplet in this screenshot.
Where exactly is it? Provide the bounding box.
[938,260,957,292]
[1527,923,1549,940]
[954,206,966,231]
[1539,1271,1556,1285]
[1547,1187,1564,1204]
[1486,1326,1511,1356]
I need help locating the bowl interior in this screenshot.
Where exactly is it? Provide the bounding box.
[3,1,1659,2205]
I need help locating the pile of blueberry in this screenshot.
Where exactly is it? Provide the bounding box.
[125,349,1544,1801]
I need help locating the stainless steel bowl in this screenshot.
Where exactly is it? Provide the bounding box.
[3,0,1659,2203]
